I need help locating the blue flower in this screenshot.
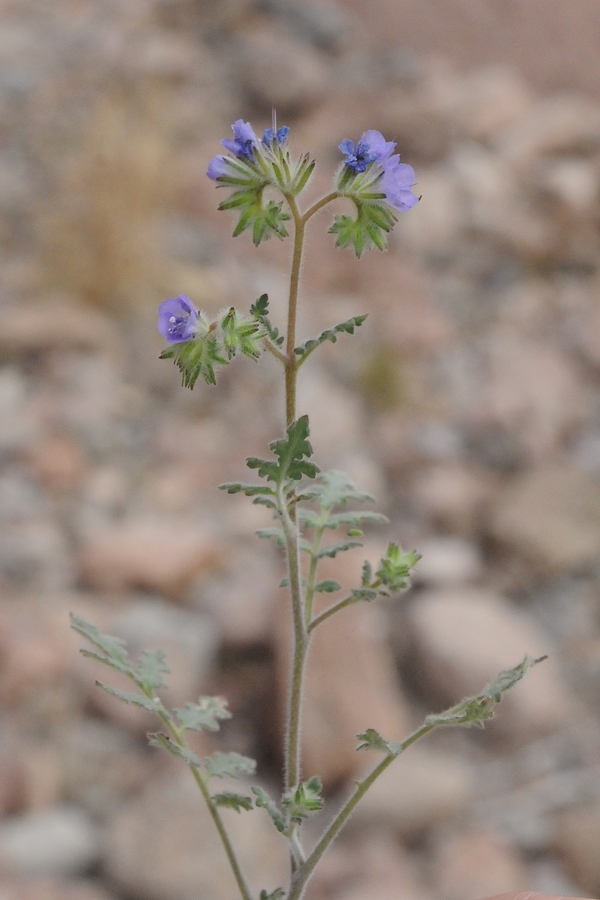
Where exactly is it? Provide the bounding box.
[207,120,260,180]
[158,295,199,343]
[221,119,258,160]
[262,125,290,147]
[339,129,419,211]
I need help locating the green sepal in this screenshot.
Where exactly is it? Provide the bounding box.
[376,543,421,593]
[148,733,202,767]
[211,791,253,812]
[160,331,228,389]
[252,786,287,833]
[294,315,368,364]
[228,196,290,245]
[219,307,264,361]
[425,655,547,730]
[283,776,324,823]
[356,728,401,756]
[329,201,397,257]
[174,696,232,733]
[250,294,284,347]
[205,751,257,780]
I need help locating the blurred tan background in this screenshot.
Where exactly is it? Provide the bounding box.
[1,2,600,899]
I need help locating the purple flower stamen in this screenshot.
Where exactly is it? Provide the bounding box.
[158,295,199,344]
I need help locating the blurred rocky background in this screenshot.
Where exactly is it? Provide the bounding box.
[1,1,600,898]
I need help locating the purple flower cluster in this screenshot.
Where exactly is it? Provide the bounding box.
[158,295,199,343]
[340,129,419,212]
[207,119,290,181]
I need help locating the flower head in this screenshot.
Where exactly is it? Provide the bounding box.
[339,130,395,173]
[221,119,258,160]
[158,295,199,343]
[339,129,419,211]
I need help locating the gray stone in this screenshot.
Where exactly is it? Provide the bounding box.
[104,774,288,900]
[488,464,600,574]
[407,589,569,739]
[0,805,100,877]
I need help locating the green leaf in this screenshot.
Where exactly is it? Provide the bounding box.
[174,696,232,733]
[70,613,133,677]
[96,682,163,714]
[260,890,285,900]
[317,539,363,559]
[325,511,388,529]
[282,776,324,823]
[134,649,170,693]
[249,294,284,347]
[219,482,276,498]
[356,728,401,755]
[212,791,253,812]
[256,527,286,547]
[294,315,368,363]
[205,751,257,780]
[247,416,319,486]
[252,786,287,833]
[148,732,202,767]
[310,470,376,509]
[314,580,341,593]
[424,655,547,730]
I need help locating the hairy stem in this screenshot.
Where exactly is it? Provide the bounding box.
[288,722,435,900]
[151,703,254,900]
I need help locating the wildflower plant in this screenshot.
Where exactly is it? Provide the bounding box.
[71,118,544,900]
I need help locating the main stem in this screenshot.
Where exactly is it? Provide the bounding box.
[283,194,307,803]
[288,722,436,900]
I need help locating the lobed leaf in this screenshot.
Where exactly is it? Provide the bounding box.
[294,315,368,363]
[356,728,401,756]
[252,786,287,833]
[205,751,257,780]
[174,696,232,733]
[212,791,253,813]
[70,613,133,677]
[282,776,324,823]
[148,732,202,767]
[134,649,170,693]
[96,682,162,714]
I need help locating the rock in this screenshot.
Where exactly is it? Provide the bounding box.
[350,747,475,838]
[553,802,600,895]
[473,337,585,460]
[412,537,482,586]
[309,831,434,900]
[0,519,73,592]
[0,878,116,900]
[0,297,120,360]
[25,431,88,493]
[487,464,600,575]
[411,463,495,535]
[431,826,529,900]
[273,550,413,788]
[0,367,39,457]
[104,773,288,900]
[232,24,328,114]
[0,805,100,877]
[72,597,221,729]
[406,589,568,740]
[78,518,222,598]
[497,95,600,168]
